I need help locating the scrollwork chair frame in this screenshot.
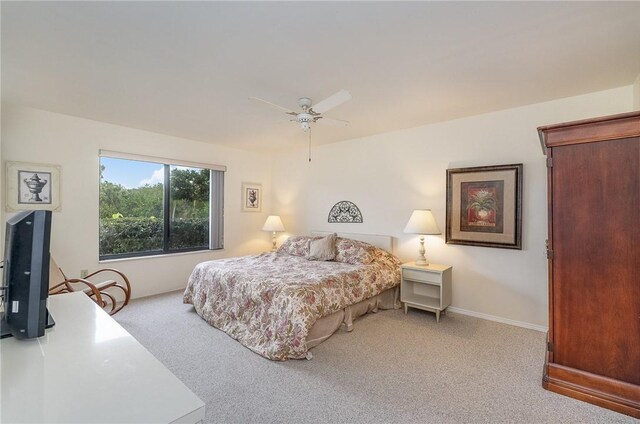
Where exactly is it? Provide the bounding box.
[48,258,131,315]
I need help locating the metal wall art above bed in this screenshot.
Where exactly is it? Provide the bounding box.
[328,201,363,223]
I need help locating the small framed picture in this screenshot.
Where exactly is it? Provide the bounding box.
[6,161,62,212]
[446,163,522,249]
[242,182,262,212]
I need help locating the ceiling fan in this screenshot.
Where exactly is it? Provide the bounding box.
[250,89,352,132]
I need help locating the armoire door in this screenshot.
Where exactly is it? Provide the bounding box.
[551,136,640,384]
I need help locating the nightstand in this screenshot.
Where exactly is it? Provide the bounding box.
[400,262,452,322]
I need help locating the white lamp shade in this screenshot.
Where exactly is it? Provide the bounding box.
[403,209,441,235]
[262,215,285,232]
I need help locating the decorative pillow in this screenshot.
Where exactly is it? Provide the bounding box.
[277,235,313,257]
[334,237,376,265]
[307,233,337,261]
[370,247,402,268]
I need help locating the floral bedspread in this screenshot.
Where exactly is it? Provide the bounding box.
[183,250,400,360]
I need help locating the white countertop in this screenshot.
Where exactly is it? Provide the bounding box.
[1,292,205,423]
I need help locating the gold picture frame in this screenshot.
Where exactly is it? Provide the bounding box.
[446,163,522,249]
[5,161,62,212]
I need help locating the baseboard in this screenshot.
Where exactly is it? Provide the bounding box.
[447,306,548,332]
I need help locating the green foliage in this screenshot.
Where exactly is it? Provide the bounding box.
[99,217,163,256]
[99,181,163,220]
[170,168,210,220]
[170,168,209,203]
[99,167,211,256]
[169,219,210,250]
[99,217,209,256]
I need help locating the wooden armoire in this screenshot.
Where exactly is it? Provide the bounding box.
[538,112,640,418]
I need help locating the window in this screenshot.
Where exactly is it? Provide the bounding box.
[99,151,224,260]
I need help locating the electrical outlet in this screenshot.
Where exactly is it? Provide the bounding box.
[80,269,89,278]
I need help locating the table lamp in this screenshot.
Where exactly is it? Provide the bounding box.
[403,209,441,266]
[262,215,285,251]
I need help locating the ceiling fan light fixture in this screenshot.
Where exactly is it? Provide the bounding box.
[296,113,312,132]
[251,89,351,135]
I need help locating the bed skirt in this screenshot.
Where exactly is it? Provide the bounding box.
[306,285,400,349]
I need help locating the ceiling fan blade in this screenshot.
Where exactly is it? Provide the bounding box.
[318,116,350,127]
[311,89,352,114]
[249,97,296,114]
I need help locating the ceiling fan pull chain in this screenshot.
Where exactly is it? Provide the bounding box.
[308,127,312,162]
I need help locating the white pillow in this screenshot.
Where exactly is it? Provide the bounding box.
[307,233,337,261]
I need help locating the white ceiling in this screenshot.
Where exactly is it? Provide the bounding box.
[2,2,640,151]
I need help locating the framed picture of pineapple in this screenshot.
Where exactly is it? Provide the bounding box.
[446,164,523,249]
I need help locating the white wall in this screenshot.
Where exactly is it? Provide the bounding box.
[634,73,640,109]
[271,85,635,329]
[1,106,273,298]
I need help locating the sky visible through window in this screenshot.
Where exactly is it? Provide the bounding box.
[101,158,201,188]
[101,157,165,188]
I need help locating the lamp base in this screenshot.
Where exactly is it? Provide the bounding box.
[416,236,428,266]
[271,232,277,252]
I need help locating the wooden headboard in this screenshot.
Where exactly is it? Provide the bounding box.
[310,231,393,252]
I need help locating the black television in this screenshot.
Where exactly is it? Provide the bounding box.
[1,210,55,339]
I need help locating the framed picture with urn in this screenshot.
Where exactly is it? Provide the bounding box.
[5,161,62,212]
[241,182,262,212]
[446,163,522,249]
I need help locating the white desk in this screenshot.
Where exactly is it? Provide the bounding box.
[1,292,205,423]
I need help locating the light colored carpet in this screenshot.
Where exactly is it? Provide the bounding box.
[115,291,635,424]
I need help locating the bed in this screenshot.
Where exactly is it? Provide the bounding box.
[183,232,401,360]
